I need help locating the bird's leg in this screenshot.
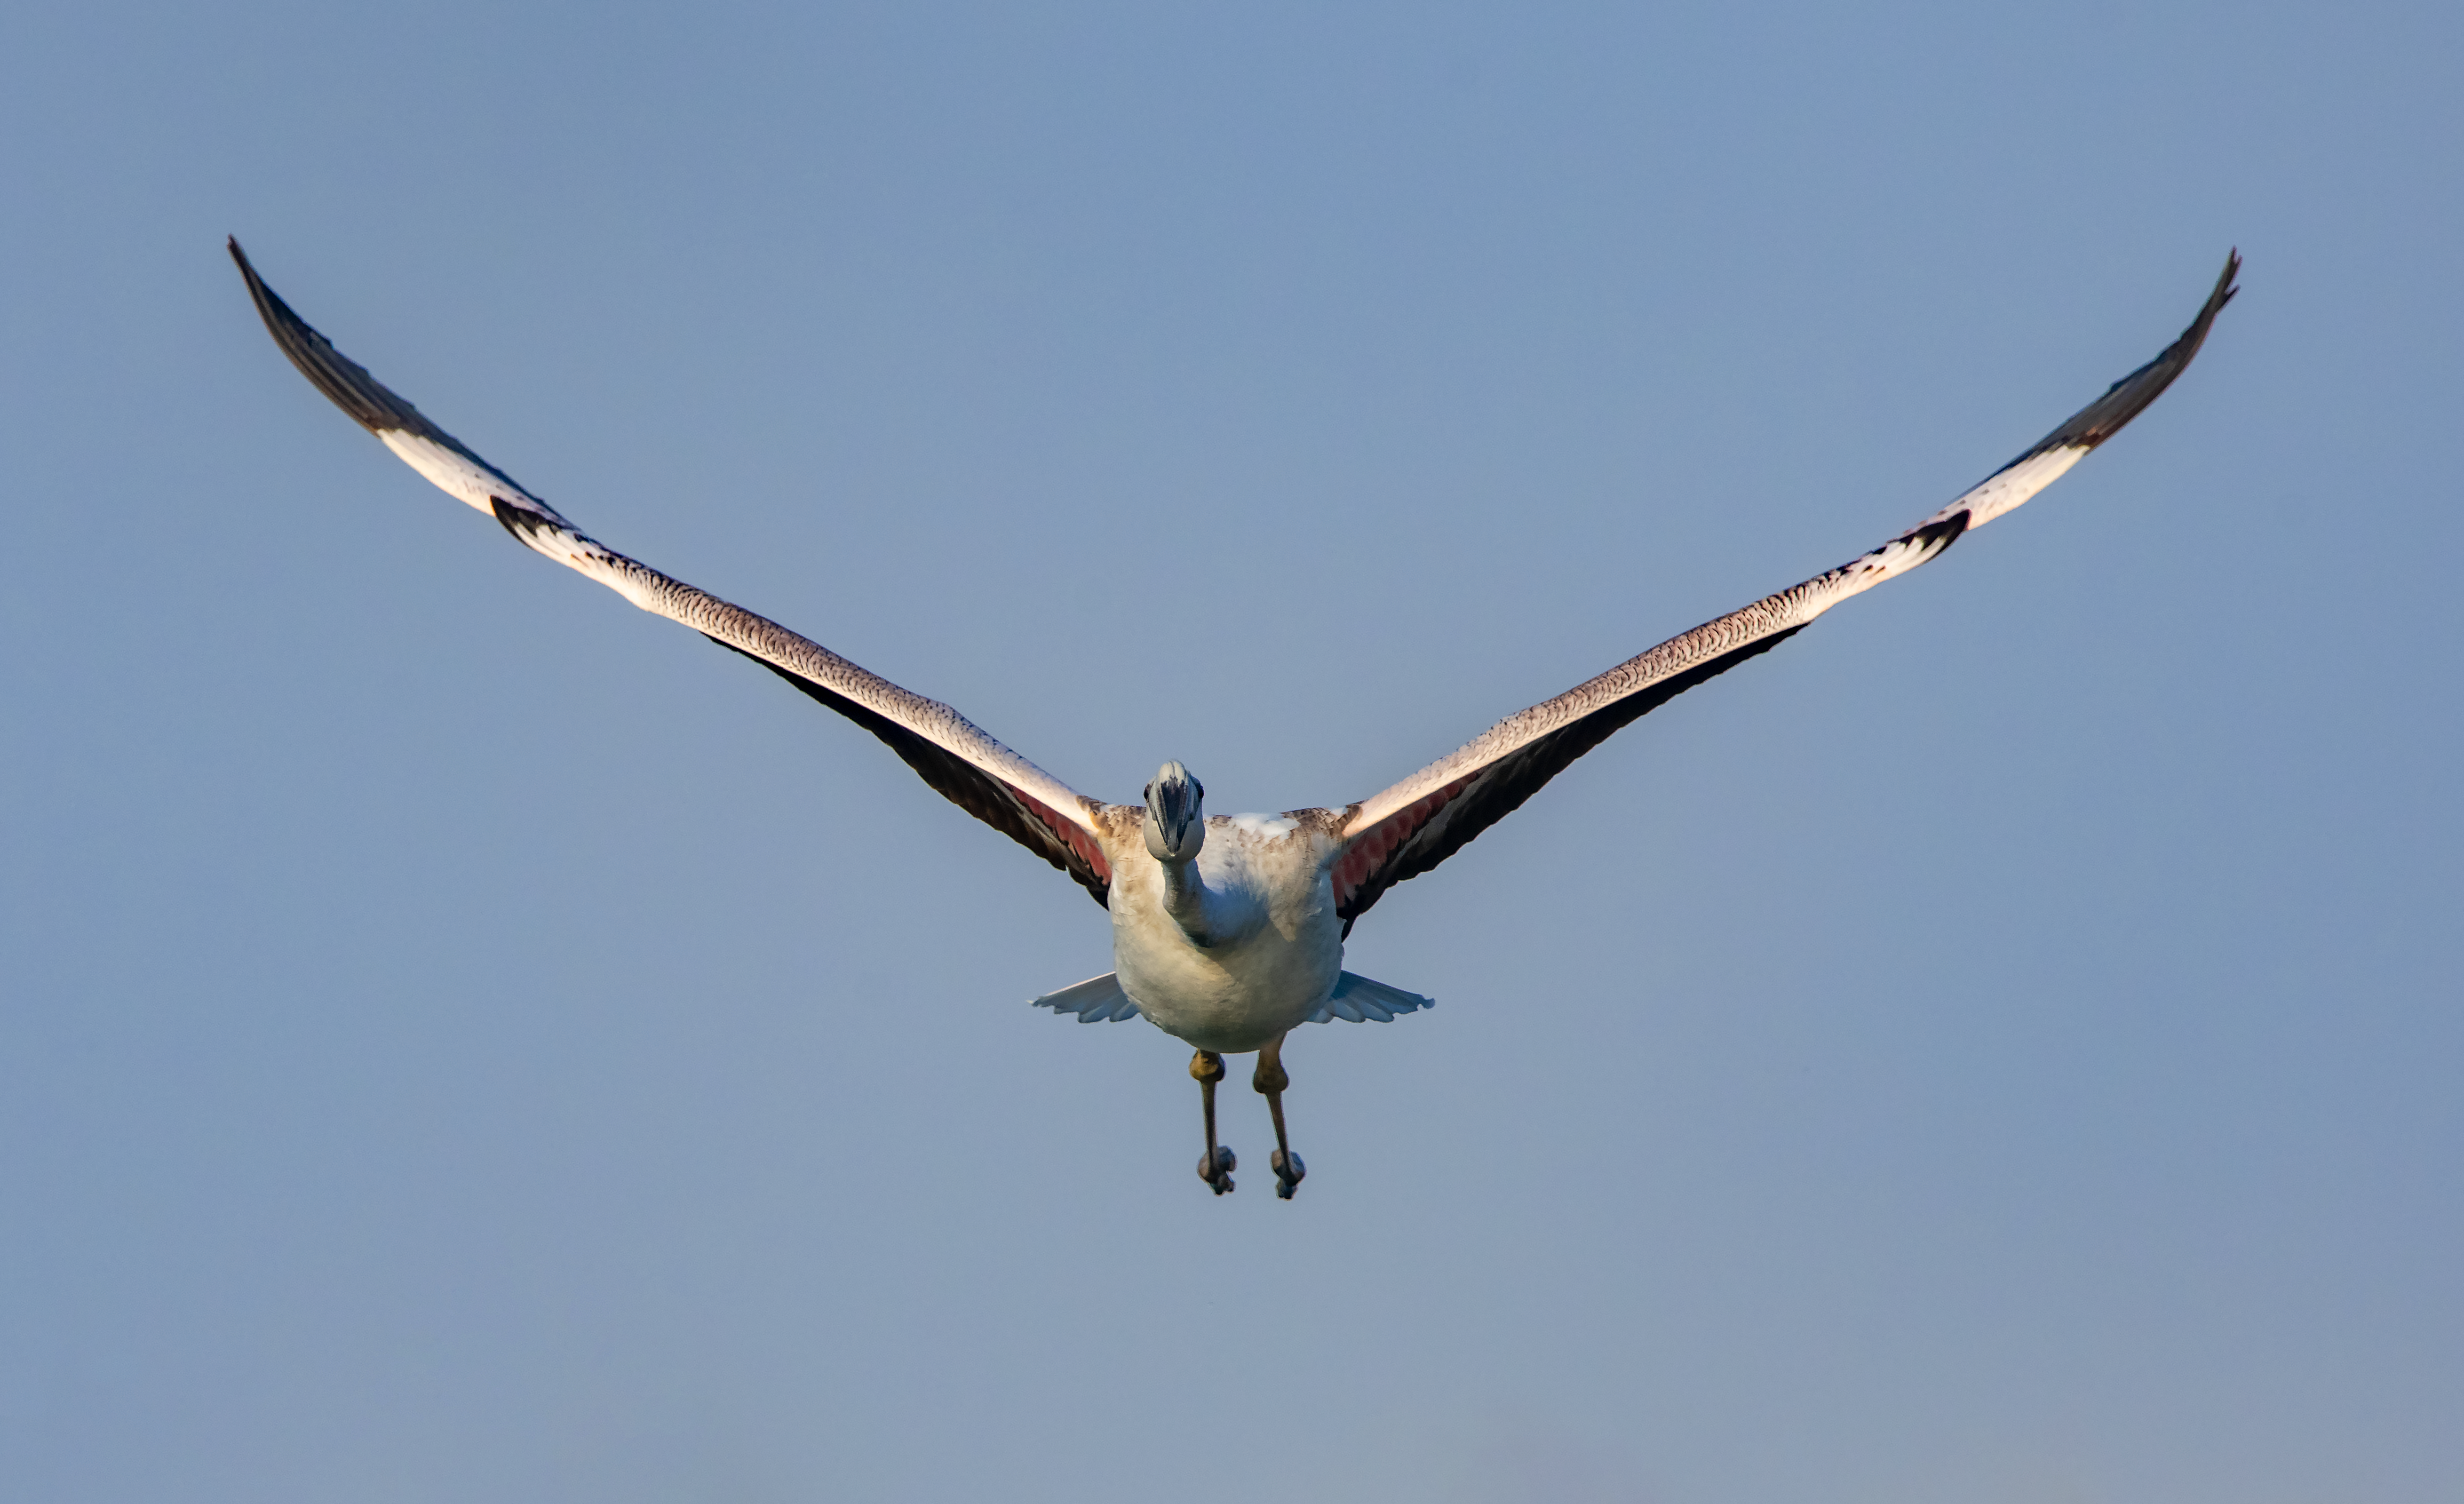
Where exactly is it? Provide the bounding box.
[1191,1050,1234,1194]
[1253,1032,1305,1200]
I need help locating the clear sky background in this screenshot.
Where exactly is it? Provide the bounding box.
[4,3,2458,1501]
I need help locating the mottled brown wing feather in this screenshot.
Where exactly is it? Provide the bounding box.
[711,639,1113,906]
[1331,628,1804,931]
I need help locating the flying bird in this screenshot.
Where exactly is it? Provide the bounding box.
[230,239,2237,1198]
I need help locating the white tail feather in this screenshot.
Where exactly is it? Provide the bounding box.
[1306,971,1435,1025]
[1029,973,1143,1023]
[1030,970,1433,1027]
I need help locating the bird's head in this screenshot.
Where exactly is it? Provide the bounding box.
[1142,761,1207,864]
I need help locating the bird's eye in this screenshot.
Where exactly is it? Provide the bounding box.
[1143,782,1153,800]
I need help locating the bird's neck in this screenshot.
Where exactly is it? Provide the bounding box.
[1160,856,1224,948]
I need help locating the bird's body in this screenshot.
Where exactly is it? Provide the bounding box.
[1108,811,1347,1054]
[228,238,2238,1196]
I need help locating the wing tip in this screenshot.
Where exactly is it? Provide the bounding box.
[1999,247,2242,470]
[228,238,474,453]
[2188,245,2242,346]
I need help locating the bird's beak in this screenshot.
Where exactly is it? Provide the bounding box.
[1144,761,1205,863]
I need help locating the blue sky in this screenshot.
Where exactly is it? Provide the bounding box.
[4,3,2459,1500]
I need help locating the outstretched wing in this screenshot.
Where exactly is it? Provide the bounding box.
[1330,252,2240,931]
[230,239,1120,907]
